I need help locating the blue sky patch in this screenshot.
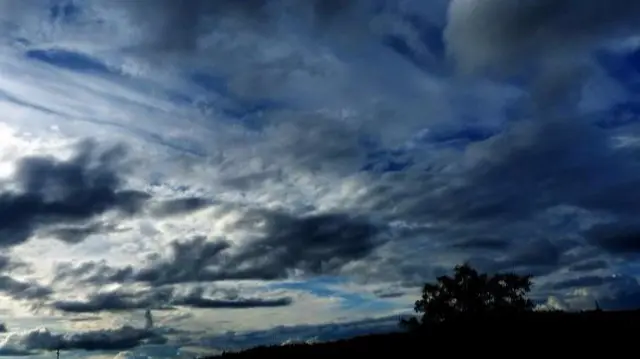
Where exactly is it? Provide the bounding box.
[270,277,395,311]
[596,49,640,93]
[593,101,640,130]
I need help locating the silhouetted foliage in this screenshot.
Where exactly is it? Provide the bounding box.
[211,310,640,358]
[402,263,534,329]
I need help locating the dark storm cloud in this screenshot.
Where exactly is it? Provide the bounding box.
[56,210,384,286]
[357,111,640,258]
[584,221,640,254]
[52,286,292,313]
[131,236,231,284]
[148,197,212,217]
[44,223,128,244]
[364,111,640,293]
[451,118,632,220]
[0,140,217,248]
[446,0,640,74]
[459,237,580,279]
[361,118,623,225]
[451,237,511,251]
[0,275,52,301]
[498,239,564,274]
[53,288,173,313]
[0,256,9,271]
[372,287,405,299]
[229,210,382,276]
[0,256,28,274]
[313,0,352,20]
[174,296,292,309]
[0,140,149,248]
[125,0,361,53]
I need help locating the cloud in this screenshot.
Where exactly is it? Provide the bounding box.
[0,139,148,248]
[541,273,640,311]
[55,210,384,286]
[147,197,212,217]
[445,0,640,74]
[0,325,165,354]
[0,275,51,301]
[89,0,368,58]
[352,117,616,232]
[174,296,292,309]
[343,108,640,282]
[0,137,222,252]
[372,287,406,299]
[584,221,640,254]
[51,285,292,313]
[52,288,173,313]
[376,123,640,302]
[0,256,45,302]
[0,256,10,271]
[568,259,610,273]
[42,222,128,244]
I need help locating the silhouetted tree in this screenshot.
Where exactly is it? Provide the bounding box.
[402,263,534,329]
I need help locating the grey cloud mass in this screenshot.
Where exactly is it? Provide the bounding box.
[0,256,10,271]
[52,286,292,313]
[120,0,363,54]
[0,140,216,248]
[43,223,128,244]
[584,221,640,254]
[446,0,640,74]
[0,140,148,248]
[568,260,610,273]
[148,197,212,217]
[0,276,52,301]
[354,114,640,248]
[55,211,383,288]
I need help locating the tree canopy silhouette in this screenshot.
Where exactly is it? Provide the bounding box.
[401,263,534,329]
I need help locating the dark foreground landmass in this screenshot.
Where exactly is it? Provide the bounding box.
[209,310,640,357]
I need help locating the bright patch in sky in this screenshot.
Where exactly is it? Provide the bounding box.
[2,0,640,357]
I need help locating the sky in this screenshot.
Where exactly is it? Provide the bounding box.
[1,0,640,357]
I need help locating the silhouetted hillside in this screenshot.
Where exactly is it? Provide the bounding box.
[209,310,640,357]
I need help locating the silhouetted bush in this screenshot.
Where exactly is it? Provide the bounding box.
[212,310,640,358]
[400,262,534,329]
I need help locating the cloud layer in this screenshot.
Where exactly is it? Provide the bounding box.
[2,0,640,356]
